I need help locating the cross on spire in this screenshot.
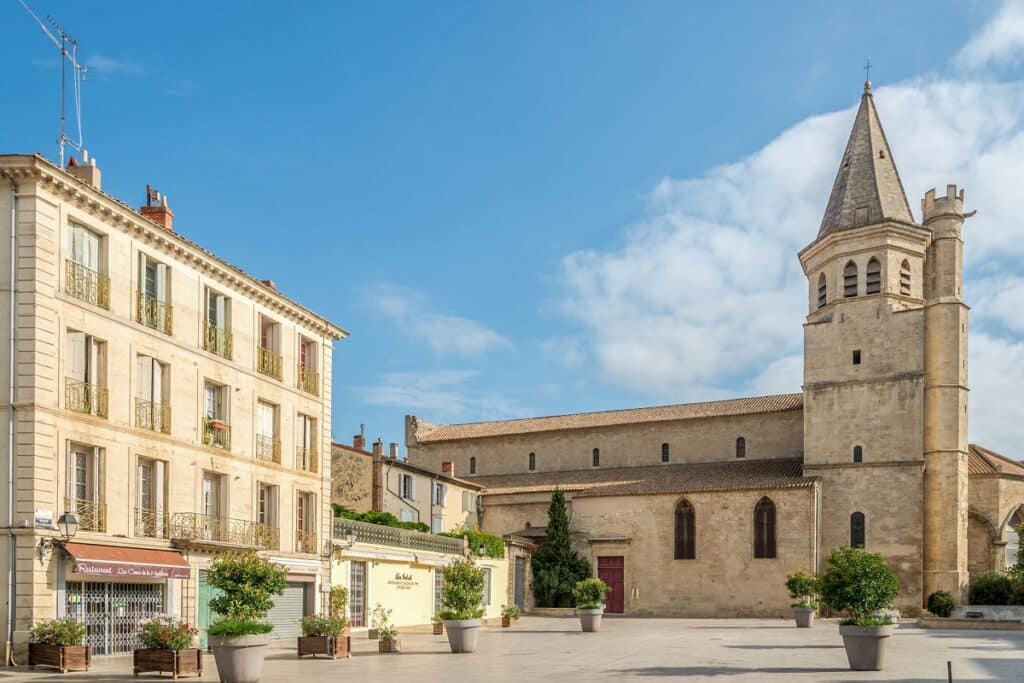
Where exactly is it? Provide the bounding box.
[863,57,872,92]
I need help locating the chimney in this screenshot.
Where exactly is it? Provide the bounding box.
[140,184,174,231]
[371,439,383,457]
[389,443,399,460]
[442,461,454,476]
[65,150,101,190]
[353,433,366,451]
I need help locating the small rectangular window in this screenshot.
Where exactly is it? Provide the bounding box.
[852,350,861,365]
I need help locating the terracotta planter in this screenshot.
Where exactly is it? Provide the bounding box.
[578,608,604,632]
[133,648,203,678]
[432,622,444,635]
[501,616,511,628]
[443,619,481,653]
[210,633,270,683]
[28,643,91,673]
[367,628,380,640]
[297,635,350,659]
[792,607,816,628]
[838,624,894,671]
[378,638,401,654]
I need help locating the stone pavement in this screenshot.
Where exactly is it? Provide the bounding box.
[1,617,1022,682]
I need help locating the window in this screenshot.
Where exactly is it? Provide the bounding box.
[434,569,445,616]
[843,261,858,298]
[67,443,103,532]
[661,443,670,463]
[134,355,169,433]
[482,568,492,606]
[135,457,167,538]
[296,414,317,471]
[296,491,316,553]
[257,482,278,528]
[202,382,230,449]
[400,473,416,501]
[850,512,865,548]
[462,491,477,513]
[257,315,283,379]
[736,437,746,459]
[817,273,827,309]
[853,445,863,463]
[66,223,108,308]
[592,448,600,467]
[899,260,912,296]
[400,509,414,522]
[201,471,224,521]
[297,336,319,395]
[203,287,232,359]
[65,331,107,417]
[432,515,443,534]
[866,258,881,295]
[255,401,279,463]
[528,452,536,471]
[433,482,447,507]
[674,499,696,560]
[350,561,367,627]
[852,349,861,365]
[137,253,172,334]
[469,457,477,475]
[753,497,777,559]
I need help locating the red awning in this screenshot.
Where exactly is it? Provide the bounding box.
[65,543,191,580]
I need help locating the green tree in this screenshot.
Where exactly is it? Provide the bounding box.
[206,552,287,625]
[530,490,592,607]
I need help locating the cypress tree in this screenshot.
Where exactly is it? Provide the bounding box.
[530,490,592,607]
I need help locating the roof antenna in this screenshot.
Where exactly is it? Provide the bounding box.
[19,0,88,167]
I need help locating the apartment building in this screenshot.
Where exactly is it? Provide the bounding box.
[0,154,347,658]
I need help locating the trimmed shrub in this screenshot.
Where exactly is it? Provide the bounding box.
[301,615,348,637]
[969,571,1012,605]
[926,591,956,617]
[785,570,820,609]
[819,546,899,626]
[206,552,287,637]
[438,558,485,621]
[572,578,611,610]
[440,528,505,559]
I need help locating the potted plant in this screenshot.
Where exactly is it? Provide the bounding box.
[206,552,287,683]
[819,546,900,671]
[133,616,202,678]
[298,615,350,659]
[28,617,89,673]
[573,578,611,632]
[377,622,400,654]
[438,558,486,653]
[368,604,390,640]
[785,570,820,627]
[431,615,444,635]
[500,605,520,628]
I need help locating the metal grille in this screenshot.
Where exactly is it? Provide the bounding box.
[66,582,164,655]
[349,562,366,628]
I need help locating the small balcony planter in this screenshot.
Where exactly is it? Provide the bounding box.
[28,617,90,673]
[573,578,611,633]
[133,648,203,679]
[438,558,487,653]
[298,615,351,659]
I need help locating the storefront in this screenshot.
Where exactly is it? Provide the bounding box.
[264,557,321,638]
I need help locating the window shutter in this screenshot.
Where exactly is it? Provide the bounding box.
[83,229,99,271]
[215,294,226,328]
[410,477,417,502]
[138,252,147,296]
[155,263,168,303]
[136,355,153,399]
[66,332,86,381]
[87,337,103,386]
[462,491,469,512]
[153,361,164,403]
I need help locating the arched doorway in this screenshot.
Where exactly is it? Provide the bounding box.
[1003,507,1024,567]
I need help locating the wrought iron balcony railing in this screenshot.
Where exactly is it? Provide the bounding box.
[295,529,318,554]
[136,291,173,335]
[297,364,319,396]
[256,346,283,380]
[66,497,106,533]
[255,435,281,464]
[170,512,279,550]
[65,260,110,309]
[65,378,108,418]
[332,518,466,556]
[134,507,170,539]
[296,446,318,473]
[135,398,170,434]
[202,321,233,360]
[202,418,231,450]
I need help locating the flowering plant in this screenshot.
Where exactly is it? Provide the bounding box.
[29,618,86,646]
[139,616,198,651]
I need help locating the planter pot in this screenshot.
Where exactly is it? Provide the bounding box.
[432,622,444,635]
[297,635,350,659]
[378,639,401,654]
[28,643,91,673]
[577,608,604,632]
[838,624,894,671]
[367,629,380,640]
[792,607,816,628]
[134,648,203,678]
[501,616,511,628]
[210,633,270,683]
[443,619,481,653]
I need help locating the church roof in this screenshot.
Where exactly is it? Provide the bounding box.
[470,457,812,498]
[817,82,915,239]
[968,444,1024,477]
[412,393,803,443]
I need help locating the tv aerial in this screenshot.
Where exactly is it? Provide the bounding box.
[19,0,88,167]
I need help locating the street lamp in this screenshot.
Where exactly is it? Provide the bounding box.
[38,511,78,562]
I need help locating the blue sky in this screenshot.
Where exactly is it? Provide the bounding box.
[4,1,1024,453]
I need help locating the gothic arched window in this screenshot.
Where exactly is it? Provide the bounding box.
[817,273,828,309]
[754,497,777,559]
[592,448,600,467]
[900,259,912,296]
[853,445,863,463]
[851,511,866,548]
[469,457,476,475]
[661,443,670,463]
[866,258,882,295]
[736,437,746,459]
[674,499,696,560]
[844,261,858,298]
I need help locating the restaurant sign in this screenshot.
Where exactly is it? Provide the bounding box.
[73,560,191,580]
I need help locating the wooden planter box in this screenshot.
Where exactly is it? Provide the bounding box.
[29,643,91,673]
[501,616,512,627]
[432,622,444,635]
[367,628,380,640]
[133,648,203,679]
[297,635,351,659]
[378,639,400,654]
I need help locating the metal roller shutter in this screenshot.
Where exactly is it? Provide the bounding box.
[267,582,306,637]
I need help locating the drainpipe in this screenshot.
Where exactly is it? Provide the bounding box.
[4,173,17,665]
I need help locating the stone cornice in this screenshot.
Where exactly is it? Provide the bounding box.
[798,219,931,272]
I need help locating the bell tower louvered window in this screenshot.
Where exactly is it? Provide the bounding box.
[843,261,858,298]
[817,273,827,309]
[899,260,911,296]
[866,258,881,295]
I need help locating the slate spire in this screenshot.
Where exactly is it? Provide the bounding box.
[817,81,915,238]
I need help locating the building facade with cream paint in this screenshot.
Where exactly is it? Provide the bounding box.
[0,154,346,659]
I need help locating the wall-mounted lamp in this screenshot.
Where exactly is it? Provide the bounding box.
[38,511,79,563]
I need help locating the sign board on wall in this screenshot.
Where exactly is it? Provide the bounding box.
[34,509,53,529]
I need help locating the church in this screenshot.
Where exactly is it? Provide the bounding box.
[405,82,1024,617]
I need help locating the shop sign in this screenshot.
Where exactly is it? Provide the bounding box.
[387,571,418,590]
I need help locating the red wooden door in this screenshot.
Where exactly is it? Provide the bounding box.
[597,556,624,614]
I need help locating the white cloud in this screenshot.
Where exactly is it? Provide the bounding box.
[356,370,531,422]
[364,283,511,356]
[954,0,1024,71]
[85,55,145,77]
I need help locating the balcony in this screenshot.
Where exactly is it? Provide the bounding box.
[202,321,233,360]
[202,418,231,450]
[66,497,106,533]
[296,446,318,473]
[65,260,110,309]
[256,346,282,380]
[297,365,319,396]
[134,507,169,539]
[135,398,170,434]
[295,529,318,554]
[255,435,281,464]
[65,378,108,418]
[332,518,466,556]
[170,512,279,550]
[136,291,173,335]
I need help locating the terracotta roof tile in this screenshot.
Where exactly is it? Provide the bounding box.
[969,444,1024,477]
[414,393,803,443]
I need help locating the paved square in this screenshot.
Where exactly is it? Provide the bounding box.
[4,617,1022,682]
